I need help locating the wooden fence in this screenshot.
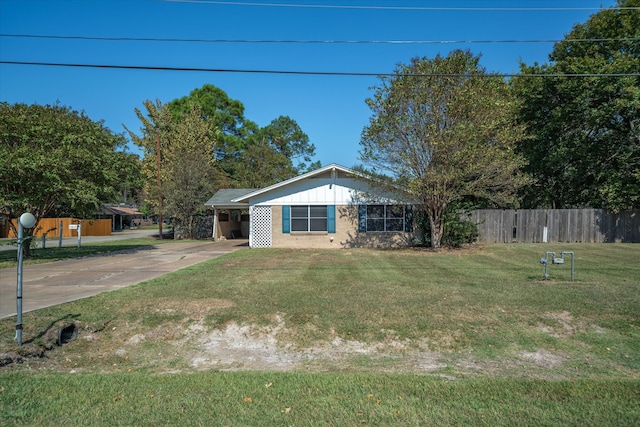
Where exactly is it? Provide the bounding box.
[7,218,112,238]
[468,209,640,243]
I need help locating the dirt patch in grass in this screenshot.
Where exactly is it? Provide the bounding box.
[0,311,579,379]
[1,297,633,379]
[184,316,449,374]
[518,349,568,368]
[537,310,608,338]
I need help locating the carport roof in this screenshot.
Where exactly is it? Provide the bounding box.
[101,204,143,216]
[205,189,257,209]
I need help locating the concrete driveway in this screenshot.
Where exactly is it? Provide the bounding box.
[0,238,248,319]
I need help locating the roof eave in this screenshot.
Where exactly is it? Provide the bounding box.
[231,163,360,203]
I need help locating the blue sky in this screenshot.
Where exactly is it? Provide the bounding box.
[0,0,616,168]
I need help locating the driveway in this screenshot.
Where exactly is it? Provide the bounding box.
[0,238,248,319]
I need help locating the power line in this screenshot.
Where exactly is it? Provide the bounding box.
[2,60,638,78]
[165,0,638,11]
[2,33,637,45]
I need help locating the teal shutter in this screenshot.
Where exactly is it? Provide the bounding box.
[358,205,367,232]
[282,205,290,233]
[327,205,336,233]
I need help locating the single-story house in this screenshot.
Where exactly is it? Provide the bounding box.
[96,204,145,231]
[205,163,416,248]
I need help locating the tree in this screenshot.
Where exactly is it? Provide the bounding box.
[232,138,296,188]
[162,105,221,239]
[234,116,321,187]
[168,84,318,187]
[0,102,140,255]
[168,84,254,162]
[360,50,528,248]
[251,116,319,172]
[126,99,173,237]
[512,0,640,210]
[127,100,224,239]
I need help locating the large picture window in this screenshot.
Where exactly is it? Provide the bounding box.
[291,205,328,232]
[360,204,409,232]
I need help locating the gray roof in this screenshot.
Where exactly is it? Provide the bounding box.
[205,189,258,209]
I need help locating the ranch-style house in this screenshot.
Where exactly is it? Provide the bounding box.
[205,164,416,249]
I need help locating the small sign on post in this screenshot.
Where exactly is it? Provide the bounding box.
[69,223,82,247]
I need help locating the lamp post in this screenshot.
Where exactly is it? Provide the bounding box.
[16,212,36,346]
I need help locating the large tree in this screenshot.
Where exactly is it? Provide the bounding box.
[127,100,225,239]
[127,99,173,234]
[162,105,221,239]
[360,50,528,248]
[512,0,640,210]
[168,84,254,162]
[168,84,318,187]
[235,116,321,187]
[0,102,140,253]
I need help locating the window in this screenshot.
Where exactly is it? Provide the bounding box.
[360,204,410,232]
[291,205,328,232]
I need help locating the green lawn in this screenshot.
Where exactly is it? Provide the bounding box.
[0,236,172,269]
[1,243,639,425]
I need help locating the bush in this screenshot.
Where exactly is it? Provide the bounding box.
[413,205,478,248]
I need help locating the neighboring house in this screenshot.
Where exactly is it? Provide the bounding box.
[97,204,145,231]
[205,164,416,248]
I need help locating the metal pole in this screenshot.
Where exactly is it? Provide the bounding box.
[58,220,63,248]
[544,253,549,279]
[156,131,163,239]
[571,253,574,281]
[15,213,35,346]
[562,251,575,281]
[16,221,24,346]
[77,220,82,248]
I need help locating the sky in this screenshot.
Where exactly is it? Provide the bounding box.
[0,0,618,169]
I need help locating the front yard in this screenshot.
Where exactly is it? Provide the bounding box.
[1,243,639,425]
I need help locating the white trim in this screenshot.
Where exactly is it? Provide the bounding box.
[231,163,360,203]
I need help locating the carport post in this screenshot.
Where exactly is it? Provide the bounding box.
[213,208,218,240]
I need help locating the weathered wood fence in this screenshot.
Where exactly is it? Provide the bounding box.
[468,209,640,243]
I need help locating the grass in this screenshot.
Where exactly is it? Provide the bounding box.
[1,372,638,426]
[0,236,172,269]
[1,243,639,425]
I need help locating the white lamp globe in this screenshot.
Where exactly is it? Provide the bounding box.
[19,213,36,229]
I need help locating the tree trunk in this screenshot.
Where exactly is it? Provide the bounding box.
[23,237,33,258]
[425,200,446,249]
[428,212,445,249]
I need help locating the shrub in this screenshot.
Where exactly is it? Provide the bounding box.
[413,203,478,248]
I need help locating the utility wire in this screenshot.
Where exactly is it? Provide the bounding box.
[2,33,637,45]
[2,60,638,78]
[165,1,639,11]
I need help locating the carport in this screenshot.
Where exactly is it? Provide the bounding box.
[204,189,256,240]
